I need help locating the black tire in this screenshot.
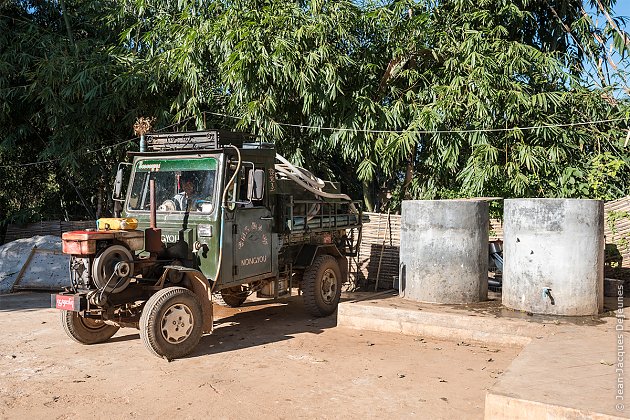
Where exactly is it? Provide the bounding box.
[139,287,203,360]
[213,285,248,308]
[302,255,342,317]
[61,310,119,345]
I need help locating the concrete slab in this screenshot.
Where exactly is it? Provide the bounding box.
[338,291,629,419]
[338,290,557,347]
[485,319,628,419]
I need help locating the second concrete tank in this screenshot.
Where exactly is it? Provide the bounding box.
[400,200,489,304]
[502,199,604,316]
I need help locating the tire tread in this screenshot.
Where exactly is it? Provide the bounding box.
[140,287,203,360]
[302,255,341,317]
[60,310,119,345]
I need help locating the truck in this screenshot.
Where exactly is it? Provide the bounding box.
[52,130,362,360]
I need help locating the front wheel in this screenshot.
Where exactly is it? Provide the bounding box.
[140,287,203,360]
[302,255,342,317]
[61,310,119,345]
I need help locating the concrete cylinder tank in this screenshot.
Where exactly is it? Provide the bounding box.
[400,200,489,304]
[502,199,604,316]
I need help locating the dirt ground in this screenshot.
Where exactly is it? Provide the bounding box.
[0,292,520,419]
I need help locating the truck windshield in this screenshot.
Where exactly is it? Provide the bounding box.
[127,158,217,213]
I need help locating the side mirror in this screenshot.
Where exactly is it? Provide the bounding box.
[112,163,132,216]
[112,163,131,201]
[247,169,265,201]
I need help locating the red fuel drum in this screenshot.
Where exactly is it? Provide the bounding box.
[62,229,147,255]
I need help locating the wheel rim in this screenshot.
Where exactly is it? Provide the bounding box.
[160,303,194,344]
[79,316,108,330]
[320,268,337,304]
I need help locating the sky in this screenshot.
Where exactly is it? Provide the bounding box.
[577,2,630,95]
[614,2,630,19]
[584,2,629,28]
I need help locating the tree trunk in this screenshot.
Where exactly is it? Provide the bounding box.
[362,178,374,212]
[96,175,104,219]
[54,169,70,221]
[68,177,94,219]
[401,142,418,200]
[59,0,76,50]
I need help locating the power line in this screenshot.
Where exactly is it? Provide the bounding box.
[2,113,626,169]
[85,137,139,154]
[0,158,60,168]
[0,138,136,169]
[0,116,195,169]
[204,111,627,134]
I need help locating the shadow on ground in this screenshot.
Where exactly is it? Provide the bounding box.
[0,291,52,312]
[188,295,338,359]
[1,291,340,358]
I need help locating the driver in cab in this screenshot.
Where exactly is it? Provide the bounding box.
[174,173,198,211]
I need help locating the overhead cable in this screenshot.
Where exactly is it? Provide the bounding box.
[204,111,627,134]
[0,116,195,169]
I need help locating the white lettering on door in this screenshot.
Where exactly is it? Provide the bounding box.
[240,255,268,266]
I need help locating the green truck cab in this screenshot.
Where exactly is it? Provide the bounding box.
[53,130,362,359]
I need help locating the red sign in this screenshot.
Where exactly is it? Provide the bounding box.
[56,295,77,311]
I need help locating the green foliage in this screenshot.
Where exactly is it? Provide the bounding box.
[0,0,170,225]
[587,152,625,199]
[1,0,630,226]
[607,210,630,236]
[607,210,630,254]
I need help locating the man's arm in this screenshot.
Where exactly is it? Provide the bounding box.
[173,193,186,211]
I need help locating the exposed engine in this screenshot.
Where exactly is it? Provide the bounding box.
[63,228,147,308]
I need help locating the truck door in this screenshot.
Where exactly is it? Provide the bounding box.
[232,166,273,280]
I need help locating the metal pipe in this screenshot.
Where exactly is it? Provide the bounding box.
[140,133,146,152]
[488,279,502,288]
[149,178,156,229]
[275,164,351,201]
[275,154,325,188]
[210,145,242,294]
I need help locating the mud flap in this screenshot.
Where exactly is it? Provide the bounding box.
[184,271,214,334]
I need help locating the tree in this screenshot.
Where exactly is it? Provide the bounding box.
[1,0,629,232]
[0,0,169,226]
[124,0,630,210]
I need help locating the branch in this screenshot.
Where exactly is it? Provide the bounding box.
[58,0,75,51]
[595,0,630,49]
[547,3,606,89]
[580,7,630,95]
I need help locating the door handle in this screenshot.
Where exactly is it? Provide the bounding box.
[260,216,273,220]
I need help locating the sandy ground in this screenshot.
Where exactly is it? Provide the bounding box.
[0,292,520,419]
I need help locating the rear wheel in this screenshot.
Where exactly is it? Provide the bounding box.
[302,255,342,317]
[140,287,203,360]
[213,285,248,308]
[61,310,119,345]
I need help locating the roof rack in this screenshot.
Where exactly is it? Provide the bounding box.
[145,130,251,152]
